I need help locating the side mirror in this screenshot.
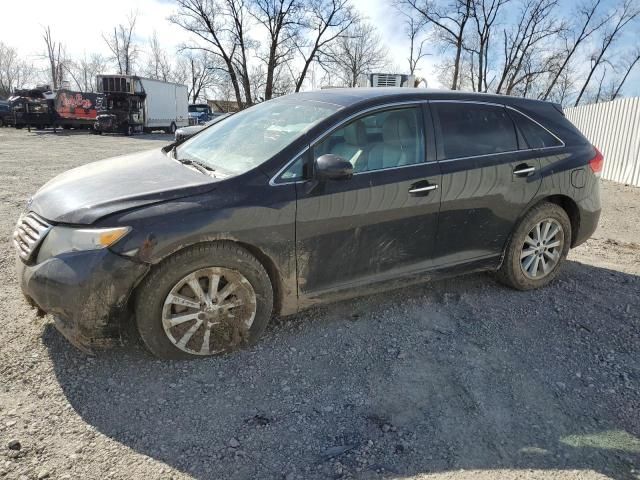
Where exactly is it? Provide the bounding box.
[315,154,353,180]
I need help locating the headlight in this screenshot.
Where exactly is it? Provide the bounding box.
[37,226,131,262]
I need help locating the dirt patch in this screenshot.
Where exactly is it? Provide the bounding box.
[0,127,638,479]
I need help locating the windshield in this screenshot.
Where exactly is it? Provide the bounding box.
[189,105,209,113]
[175,98,340,175]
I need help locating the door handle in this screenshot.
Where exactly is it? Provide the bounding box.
[513,165,536,176]
[409,184,438,194]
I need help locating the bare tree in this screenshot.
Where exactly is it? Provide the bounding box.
[466,0,510,92]
[493,0,562,95]
[540,0,609,100]
[66,53,108,92]
[103,12,139,75]
[0,42,35,98]
[178,52,220,102]
[171,0,254,109]
[294,0,356,91]
[250,0,301,100]
[398,10,430,76]
[574,0,640,106]
[401,0,472,89]
[43,26,65,89]
[145,32,172,81]
[320,21,389,87]
[610,48,640,100]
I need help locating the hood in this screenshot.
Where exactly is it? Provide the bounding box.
[29,148,219,224]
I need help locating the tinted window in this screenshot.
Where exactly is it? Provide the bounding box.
[314,107,425,173]
[433,103,517,159]
[510,110,562,149]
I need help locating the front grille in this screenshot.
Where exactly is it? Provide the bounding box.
[13,212,52,262]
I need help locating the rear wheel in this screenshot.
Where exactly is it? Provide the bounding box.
[496,202,571,290]
[135,242,273,359]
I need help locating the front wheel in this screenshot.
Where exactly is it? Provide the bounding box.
[135,242,273,359]
[496,202,571,290]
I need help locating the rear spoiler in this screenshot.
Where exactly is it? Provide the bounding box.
[552,102,564,116]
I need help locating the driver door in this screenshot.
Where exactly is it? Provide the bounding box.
[292,104,442,298]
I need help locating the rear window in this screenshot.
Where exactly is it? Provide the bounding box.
[510,110,563,149]
[433,103,517,159]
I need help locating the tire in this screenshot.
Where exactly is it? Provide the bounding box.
[135,242,274,360]
[168,122,177,134]
[496,202,571,291]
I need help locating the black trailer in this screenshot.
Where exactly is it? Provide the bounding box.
[9,88,55,130]
[8,87,104,131]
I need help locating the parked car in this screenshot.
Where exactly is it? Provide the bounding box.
[15,89,602,359]
[0,101,12,126]
[175,113,231,142]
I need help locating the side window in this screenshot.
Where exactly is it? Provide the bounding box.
[433,103,518,159]
[510,110,563,149]
[314,107,425,173]
[273,152,307,184]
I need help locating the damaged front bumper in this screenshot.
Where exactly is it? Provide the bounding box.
[17,249,149,353]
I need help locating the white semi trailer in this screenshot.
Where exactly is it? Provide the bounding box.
[95,75,188,135]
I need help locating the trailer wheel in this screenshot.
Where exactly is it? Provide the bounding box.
[125,125,134,136]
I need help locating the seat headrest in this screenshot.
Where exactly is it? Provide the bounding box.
[343,120,367,146]
[382,112,414,147]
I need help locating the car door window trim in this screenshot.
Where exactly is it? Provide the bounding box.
[271,99,566,184]
[429,99,565,161]
[270,100,426,185]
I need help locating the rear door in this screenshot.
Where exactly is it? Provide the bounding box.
[430,101,542,265]
[285,104,442,297]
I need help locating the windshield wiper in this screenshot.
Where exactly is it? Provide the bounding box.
[172,148,216,176]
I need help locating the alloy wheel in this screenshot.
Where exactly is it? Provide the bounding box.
[162,267,257,355]
[520,218,564,279]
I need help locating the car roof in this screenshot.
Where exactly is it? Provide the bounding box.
[283,88,557,110]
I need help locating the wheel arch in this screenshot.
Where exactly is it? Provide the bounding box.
[134,238,285,316]
[539,194,580,247]
[499,194,581,269]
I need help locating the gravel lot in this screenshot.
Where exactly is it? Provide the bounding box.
[0,127,638,480]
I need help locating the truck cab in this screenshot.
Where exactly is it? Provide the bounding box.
[188,104,212,125]
[94,75,145,135]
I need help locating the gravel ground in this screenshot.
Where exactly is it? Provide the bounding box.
[0,127,638,480]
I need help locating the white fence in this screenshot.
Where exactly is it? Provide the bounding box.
[565,97,640,187]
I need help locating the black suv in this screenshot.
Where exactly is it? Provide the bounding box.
[15,89,601,359]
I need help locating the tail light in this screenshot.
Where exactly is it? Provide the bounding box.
[589,147,604,177]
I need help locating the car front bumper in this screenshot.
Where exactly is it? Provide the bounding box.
[17,249,149,353]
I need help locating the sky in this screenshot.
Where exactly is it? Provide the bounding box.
[1,0,638,98]
[0,0,444,89]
